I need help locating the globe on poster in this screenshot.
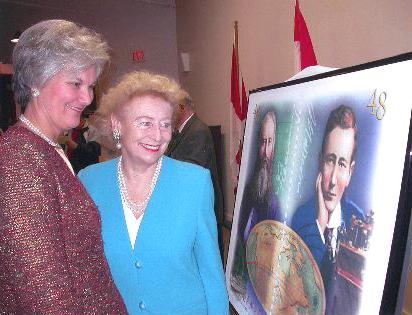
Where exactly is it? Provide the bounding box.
[246,220,325,315]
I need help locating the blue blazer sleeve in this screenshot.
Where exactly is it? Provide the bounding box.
[194,171,229,315]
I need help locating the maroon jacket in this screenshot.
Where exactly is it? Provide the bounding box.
[0,125,126,314]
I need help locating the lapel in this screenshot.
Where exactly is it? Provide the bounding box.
[165,131,180,156]
[105,158,134,256]
[179,114,197,137]
[132,156,170,255]
[166,115,197,156]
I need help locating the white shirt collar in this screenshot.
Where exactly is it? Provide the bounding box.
[327,202,342,229]
[178,113,194,133]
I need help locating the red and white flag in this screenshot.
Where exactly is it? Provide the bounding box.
[230,44,248,193]
[294,0,317,71]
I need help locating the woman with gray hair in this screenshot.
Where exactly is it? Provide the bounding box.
[0,20,126,313]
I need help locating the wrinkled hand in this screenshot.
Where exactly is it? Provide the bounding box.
[316,172,328,233]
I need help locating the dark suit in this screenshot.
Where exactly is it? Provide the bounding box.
[291,195,365,315]
[68,126,101,174]
[165,115,224,256]
[291,195,364,267]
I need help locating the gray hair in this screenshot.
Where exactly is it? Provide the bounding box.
[12,19,110,109]
[179,89,194,110]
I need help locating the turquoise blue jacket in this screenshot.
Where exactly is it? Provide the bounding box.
[79,156,228,315]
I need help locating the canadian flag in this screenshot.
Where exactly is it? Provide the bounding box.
[230,44,248,193]
[294,0,317,71]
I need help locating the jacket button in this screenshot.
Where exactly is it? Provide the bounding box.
[135,261,143,268]
[139,301,146,310]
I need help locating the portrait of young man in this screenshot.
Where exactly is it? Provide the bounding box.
[291,104,365,314]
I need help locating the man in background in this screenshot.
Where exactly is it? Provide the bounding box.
[62,112,101,174]
[165,92,224,257]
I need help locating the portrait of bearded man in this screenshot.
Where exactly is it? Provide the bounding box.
[231,110,282,315]
[239,110,281,243]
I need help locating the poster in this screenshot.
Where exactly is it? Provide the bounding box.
[226,53,412,315]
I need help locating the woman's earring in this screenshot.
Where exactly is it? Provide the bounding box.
[113,129,121,150]
[32,89,40,97]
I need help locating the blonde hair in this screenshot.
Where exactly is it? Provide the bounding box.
[98,71,183,117]
[95,71,183,142]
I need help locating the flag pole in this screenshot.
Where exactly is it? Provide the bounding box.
[234,21,239,77]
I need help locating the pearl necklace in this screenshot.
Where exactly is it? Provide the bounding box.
[117,155,162,218]
[19,114,62,149]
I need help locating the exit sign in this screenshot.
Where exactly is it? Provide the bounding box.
[132,50,144,62]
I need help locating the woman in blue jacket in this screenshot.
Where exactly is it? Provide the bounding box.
[79,71,228,315]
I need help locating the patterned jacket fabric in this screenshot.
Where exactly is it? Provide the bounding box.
[0,125,126,314]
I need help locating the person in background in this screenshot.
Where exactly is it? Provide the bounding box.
[87,111,120,161]
[63,112,101,173]
[165,91,224,258]
[79,71,228,315]
[0,19,126,313]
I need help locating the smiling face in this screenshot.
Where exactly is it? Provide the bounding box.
[35,66,97,135]
[320,126,356,214]
[112,94,173,168]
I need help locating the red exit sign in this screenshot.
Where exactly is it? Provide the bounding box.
[132,50,144,62]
